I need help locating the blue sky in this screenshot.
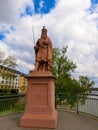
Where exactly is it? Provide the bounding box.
[0,0,98,87]
[19,0,56,17]
[91,0,98,4]
[0,32,5,40]
[33,0,56,14]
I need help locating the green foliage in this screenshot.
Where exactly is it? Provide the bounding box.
[0,104,25,116]
[52,46,76,77]
[0,94,26,116]
[78,76,95,93]
[51,46,95,107]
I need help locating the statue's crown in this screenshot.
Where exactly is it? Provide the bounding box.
[42,26,47,34]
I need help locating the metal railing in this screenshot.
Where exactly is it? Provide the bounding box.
[0,93,98,118]
[78,94,98,117]
[56,94,98,118]
[0,94,26,113]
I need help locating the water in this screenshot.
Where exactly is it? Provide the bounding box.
[78,90,98,117]
[89,90,98,99]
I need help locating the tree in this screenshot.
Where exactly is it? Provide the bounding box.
[51,46,95,107]
[3,56,17,69]
[51,46,77,94]
[0,66,17,94]
[0,51,17,69]
[0,51,5,64]
[0,51,18,93]
[78,76,95,93]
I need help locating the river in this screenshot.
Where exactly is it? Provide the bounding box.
[78,90,98,117]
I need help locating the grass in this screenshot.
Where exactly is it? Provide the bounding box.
[0,104,25,116]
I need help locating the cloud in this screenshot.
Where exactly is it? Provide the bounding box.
[38,0,45,15]
[0,0,98,86]
[0,0,34,24]
[39,0,45,9]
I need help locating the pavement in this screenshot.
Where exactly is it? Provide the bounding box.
[0,110,98,130]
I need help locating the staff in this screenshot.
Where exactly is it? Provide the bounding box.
[32,25,35,46]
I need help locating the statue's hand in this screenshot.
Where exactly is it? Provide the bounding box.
[34,46,36,50]
[34,46,38,51]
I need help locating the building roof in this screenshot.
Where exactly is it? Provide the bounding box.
[0,65,27,77]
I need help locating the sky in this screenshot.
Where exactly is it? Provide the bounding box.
[0,0,98,87]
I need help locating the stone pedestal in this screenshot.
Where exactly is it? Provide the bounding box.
[20,71,57,128]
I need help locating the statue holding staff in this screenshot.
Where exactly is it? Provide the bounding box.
[34,26,52,71]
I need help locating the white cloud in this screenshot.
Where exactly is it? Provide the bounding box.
[0,0,98,86]
[0,0,34,24]
[0,41,10,58]
[39,0,45,9]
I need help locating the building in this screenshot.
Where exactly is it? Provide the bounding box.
[19,75,27,94]
[0,65,27,94]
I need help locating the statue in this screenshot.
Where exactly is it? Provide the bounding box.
[20,26,57,129]
[34,26,52,71]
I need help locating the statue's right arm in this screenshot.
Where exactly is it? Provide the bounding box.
[34,40,39,51]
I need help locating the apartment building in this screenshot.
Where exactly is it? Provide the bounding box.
[18,75,27,94]
[0,65,27,94]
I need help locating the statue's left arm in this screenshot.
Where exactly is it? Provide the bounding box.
[47,37,52,60]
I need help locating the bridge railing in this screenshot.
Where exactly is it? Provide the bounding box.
[55,93,98,118]
[78,94,98,117]
[0,93,98,118]
[0,94,26,114]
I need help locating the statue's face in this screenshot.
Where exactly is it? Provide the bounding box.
[41,34,47,39]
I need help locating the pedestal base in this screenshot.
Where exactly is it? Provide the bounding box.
[20,110,57,128]
[20,71,57,128]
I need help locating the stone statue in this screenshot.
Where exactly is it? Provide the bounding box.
[34,26,52,71]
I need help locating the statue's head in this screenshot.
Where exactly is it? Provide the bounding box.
[41,26,47,36]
